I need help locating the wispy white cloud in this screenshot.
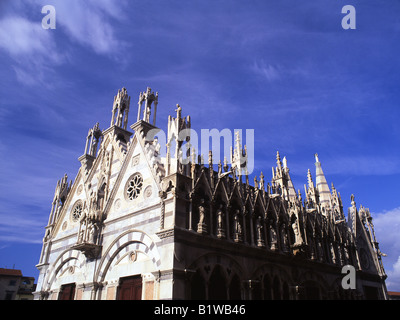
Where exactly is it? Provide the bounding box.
[0,195,48,244]
[250,56,310,83]
[45,0,129,56]
[252,60,281,82]
[0,0,128,86]
[372,207,400,291]
[387,256,400,292]
[0,16,59,61]
[0,15,64,86]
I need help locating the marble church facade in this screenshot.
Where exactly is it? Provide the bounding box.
[34,87,387,300]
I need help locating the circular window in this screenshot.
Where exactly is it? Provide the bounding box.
[126,173,143,200]
[71,201,83,222]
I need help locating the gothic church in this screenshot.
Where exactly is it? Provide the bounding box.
[34,87,388,300]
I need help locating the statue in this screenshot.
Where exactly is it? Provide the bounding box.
[280,223,289,253]
[291,211,303,246]
[216,204,225,238]
[269,221,278,251]
[256,216,264,247]
[233,210,242,242]
[88,222,98,244]
[197,199,207,234]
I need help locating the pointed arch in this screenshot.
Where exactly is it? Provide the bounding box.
[253,190,266,216]
[272,276,281,300]
[190,269,206,300]
[229,274,242,300]
[212,177,229,204]
[265,198,278,222]
[209,265,227,300]
[188,252,246,285]
[193,170,213,199]
[228,182,244,209]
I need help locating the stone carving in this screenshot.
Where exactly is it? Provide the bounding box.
[144,185,153,199]
[111,87,130,130]
[256,216,264,247]
[197,199,207,234]
[233,210,242,242]
[216,204,225,239]
[126,173,143,200]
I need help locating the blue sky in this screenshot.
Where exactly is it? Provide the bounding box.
[0,0,400,291]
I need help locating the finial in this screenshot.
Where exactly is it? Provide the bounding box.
[223,156,229,172]
[315,153,319,163]
[260,172,265,190]
[235,131,241,147]
[176,104,182,118]
[351,194,356,206]
[307,169,313,188]
[276,151,282,169]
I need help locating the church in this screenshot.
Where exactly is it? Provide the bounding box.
[34,87,388,300]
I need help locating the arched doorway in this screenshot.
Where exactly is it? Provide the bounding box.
[191,270,206,300]
[229,274,241,300]
[263,276,272,300]
[273,277,281,300]
[282,282,290,300]
[209,265,227,300]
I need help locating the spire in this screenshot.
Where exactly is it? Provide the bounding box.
[78,122,103,174]
[307,168,314,189]
[231,131,247,175]
[84,123,102,157]
[136,87,158,126]
[259,171,265,192]
[276,151,282,176]
[305,168,318,210]
[111,87,131,130]
[331,182,344,220]
[314,153,331,209]
[165,103,191,175]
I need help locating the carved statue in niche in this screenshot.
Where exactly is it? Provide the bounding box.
[316,237,324,261]
[256,216,264,247]
[197,198,207,234]
[233,209,242,242]
[330,242,336,264]
[216,204,225,238]
[280,223,289,253]
[87,221,99,245]
[89,190,98,213]
[290,210,303,246]
[269,220,278,251]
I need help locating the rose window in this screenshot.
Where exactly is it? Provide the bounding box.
[126,174,143,200]
[72,202,83,222]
